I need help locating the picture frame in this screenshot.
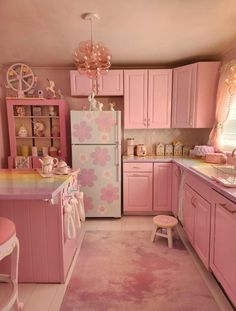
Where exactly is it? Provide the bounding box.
[32,106,42,116]
[15,156,31,169]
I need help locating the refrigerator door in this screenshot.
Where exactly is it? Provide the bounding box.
[72,144,121,218]
[70,111,121,145]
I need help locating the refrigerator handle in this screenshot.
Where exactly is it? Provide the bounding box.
[116,112,121,144]
[116,145,121,182]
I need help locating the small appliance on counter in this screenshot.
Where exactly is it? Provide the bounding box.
[135,144,148,156]
[126,138,135,157]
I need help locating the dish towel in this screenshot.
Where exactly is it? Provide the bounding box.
[74,191,86,222]
[64,201,76,240]
[69,195,81,230]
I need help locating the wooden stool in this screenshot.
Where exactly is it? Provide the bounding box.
[0,217,23,311]
[151,215,178,248]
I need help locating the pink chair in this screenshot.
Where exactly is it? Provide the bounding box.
[0,217,23,310]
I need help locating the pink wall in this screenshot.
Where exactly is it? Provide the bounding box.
[221,44,236,63]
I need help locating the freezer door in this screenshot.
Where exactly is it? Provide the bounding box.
[72,144,121,218]
[70,111,121,145]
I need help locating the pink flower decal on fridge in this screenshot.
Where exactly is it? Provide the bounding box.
[91,147,111,166]
[79,168,97,187]
[100,183,119,203]
[84,194,94,211]
[72,121,92,142]
[95,112,116,132]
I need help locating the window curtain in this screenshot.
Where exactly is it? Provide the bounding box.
[208,60,236,151]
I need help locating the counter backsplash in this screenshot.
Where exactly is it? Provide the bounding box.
[123,128,211,155]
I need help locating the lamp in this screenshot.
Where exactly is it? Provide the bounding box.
[225,63,236,95]
[73,12,112,94]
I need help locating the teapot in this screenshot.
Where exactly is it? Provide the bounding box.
[39,155,58,175]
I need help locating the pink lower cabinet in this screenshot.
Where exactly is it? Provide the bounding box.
[153,163,172,211]
[123,163,153,212]
[0,186,79,283]
[210,190,236,307]
[172,163,180,216]
[183,182,211,268]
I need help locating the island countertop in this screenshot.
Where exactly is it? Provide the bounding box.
[0,169,72,200]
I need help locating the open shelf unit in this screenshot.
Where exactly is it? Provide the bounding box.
[6,98,68,168]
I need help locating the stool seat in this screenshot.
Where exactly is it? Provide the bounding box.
[153,215,178,228]
[151,215,178,248]
[0,217,16,245]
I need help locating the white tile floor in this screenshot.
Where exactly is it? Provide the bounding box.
[0,216,234,311]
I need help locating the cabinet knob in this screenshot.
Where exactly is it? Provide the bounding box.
[219,203,236,214]
[191,196,197,207]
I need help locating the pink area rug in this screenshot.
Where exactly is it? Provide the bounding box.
[60,231,220,311]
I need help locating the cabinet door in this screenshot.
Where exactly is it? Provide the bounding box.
[172,64,197,128]
[153,163,172,211]
[172,163,180,217]
[183,184,195,245]
[210,192,236,307]
[70,71,92,96]
[194,194,211,268]
[123,172,152,211]
[98,70,123,95]
[124,70,148,129]
[148,69,172,128]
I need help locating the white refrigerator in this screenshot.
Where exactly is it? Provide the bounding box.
[70,110,121,218]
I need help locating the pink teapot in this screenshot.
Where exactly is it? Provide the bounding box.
[39,155,58,175]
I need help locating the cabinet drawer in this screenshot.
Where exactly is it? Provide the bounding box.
[123,162,153,172]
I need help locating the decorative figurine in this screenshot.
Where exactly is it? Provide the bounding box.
[16,106,26,116]
[57,89,64,99]
[46,79,56,99]
[109,102,116,111]
[33,120,45,137]
[88,91,98,110]
[97,101,103,111]
[18,124,28,137]
[48,106,56,116]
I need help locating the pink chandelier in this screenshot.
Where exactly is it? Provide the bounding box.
[73,13,112,93]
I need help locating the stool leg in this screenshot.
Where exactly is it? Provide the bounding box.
[167,228,173,248]
[11,238,23,311]
[151,225,158,242]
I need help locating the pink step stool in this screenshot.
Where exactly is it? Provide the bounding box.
[0,217,23,311]
[151,215,178,248]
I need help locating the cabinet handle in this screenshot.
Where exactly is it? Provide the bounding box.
[143,118,147,126]
[191,196,197,207]
[132,166,140,169]
[131,174,143,177]
[219,203,236,214]
[147,117,150,127]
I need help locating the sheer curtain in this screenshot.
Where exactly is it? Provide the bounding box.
[208,60,236,151]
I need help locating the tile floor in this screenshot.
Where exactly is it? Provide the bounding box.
[0,216,234,311]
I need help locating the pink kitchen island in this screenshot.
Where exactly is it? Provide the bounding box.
[0,169,80,283]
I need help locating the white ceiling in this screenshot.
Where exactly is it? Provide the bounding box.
[1,0,236,67]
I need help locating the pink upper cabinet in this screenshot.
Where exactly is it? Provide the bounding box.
[124,69,172,129]
[98,70,123,96]
[148,69,172,128]
[124,70,148,129]
[172,62,220,128]
[70,70,123,96]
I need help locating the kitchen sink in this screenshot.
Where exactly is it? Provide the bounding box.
[191,165,236,187]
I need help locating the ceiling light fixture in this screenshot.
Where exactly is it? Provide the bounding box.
[73,12,112,94]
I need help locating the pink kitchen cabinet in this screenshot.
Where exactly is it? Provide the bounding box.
[210,190,236,307]
[124,69,172,129]
[70,70,123,96]
[6,99,68,168]
[183,173,212,268]
[123,163,153,212]
[172,163,181,216]
[172,61,220,128]
[153,163,172,211]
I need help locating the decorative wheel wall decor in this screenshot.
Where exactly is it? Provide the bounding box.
[6,63,35,97]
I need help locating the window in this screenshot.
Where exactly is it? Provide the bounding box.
[220,94,236,151]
